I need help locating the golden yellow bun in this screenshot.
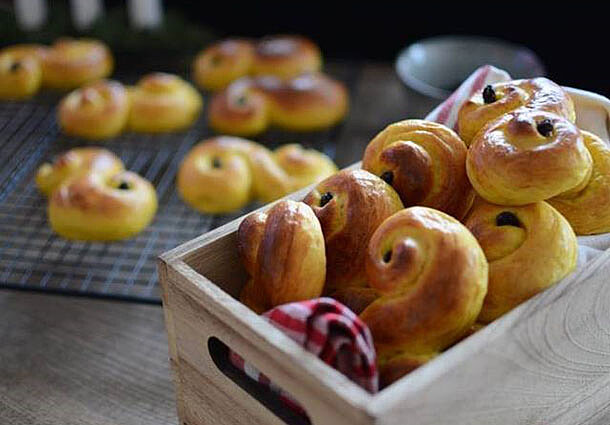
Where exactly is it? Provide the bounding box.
[41,38,113,90]
[302,169,404,296]
[363,119,474,220]
[464,198,577,323]
[177,137,337,214]
[251,35,322,79]
[209,73,348,135]
[193,39,254,91]
[457,77,575,145]
[237,200,326,313]
[0,45,45,99]
[466,110,592,205]
[548,131,610,235]
[128,73,203,133]
[58,80,129,139]
[49,170,157,241]
[192,35,322,92]
[361,207,488,387]
[36,147,124,196]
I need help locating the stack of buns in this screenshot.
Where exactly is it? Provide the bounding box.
[236,77,608,387]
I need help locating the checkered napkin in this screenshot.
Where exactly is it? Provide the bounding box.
[229,297,378,415]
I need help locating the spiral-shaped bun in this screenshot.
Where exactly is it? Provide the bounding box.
[177,137,337,214]
[362,119,473,220]
[466,110,592,205]
[0,45,44,99]
[192,35,322,91]
[238,200,326,313]
[128,73,203,133]
[193,39,255,91]
[208,73,348,136]
[457,77,575,145]
[41,38,113,90]
[548,131,610,235]
[251,35,322,79]
[36,147,124,196]
[49,170,157,241]
[360,207,488,386]
[58,80,129,139]
[464,198,577,323]
[302,169,404,297]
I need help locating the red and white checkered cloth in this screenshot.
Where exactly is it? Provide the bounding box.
[425,64,512,127]
[229,297,378,415]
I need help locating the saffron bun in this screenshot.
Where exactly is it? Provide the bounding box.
[251,35,322,79]
[58,80,129,139]
[0,45,45,99]
[302,169,404,297]
[238,200,326,313]
[361,207,488,387]
[192,35,322,91]
[362,119,474,220]
[193,39,255,91]
[36,147,124,196]
[48,170,157,241]
[127,73,203,133]
[548,131,610,235]
[457,77,576,145]
[464,198,577,323]
[41,38,113,90]
[466,110,592,205]
[177,137,337,214]
[208,72,348,135]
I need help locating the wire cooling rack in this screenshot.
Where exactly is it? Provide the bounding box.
[0,65,359,303]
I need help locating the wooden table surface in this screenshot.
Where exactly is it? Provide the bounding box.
[0,63,422,425]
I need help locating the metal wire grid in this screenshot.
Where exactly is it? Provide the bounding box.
[0,65,357,303]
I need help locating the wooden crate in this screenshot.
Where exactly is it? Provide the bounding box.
[158,88,610,425]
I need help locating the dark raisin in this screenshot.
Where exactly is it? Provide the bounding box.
[380,171,394,185]
[496,211,520,227]
[210,54,221,66]
[319,192,333,207]
[9,61,21,72]
[482,85,496,104]
[117,181,130,190]
[382,249,392,263]
[236,95,247,106]
[212,157,221,168]
[537,119,554,137]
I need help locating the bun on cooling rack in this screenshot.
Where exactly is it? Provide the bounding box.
[48,170,157,241]
[457,77,575,146]
[208,72,348,136]
[360,207,488,387]
[466,109,592,205]
[464,197,577,323]
[362,119,474,220]
[127,73,203,133]
[41,38,113,90]
[548,130,610,235]
[0,45,45,99]
[36,147,124,196]
[192,35,322,91]
[177,137,337,214]
[238,200,326,313]
[302,169,404,301]
[58,80,129,139]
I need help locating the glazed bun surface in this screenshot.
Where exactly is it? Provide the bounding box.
[361,207,488,386]
[363,119,473,220]
[251,35,322,79]
[0,47,43,99]
[238,200,326,313]
[193,39,255,91]
[464,198,577,322]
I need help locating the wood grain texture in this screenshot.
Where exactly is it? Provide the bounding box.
[0,291,176,425]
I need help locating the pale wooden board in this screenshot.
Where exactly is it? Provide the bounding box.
[0,291,176,425]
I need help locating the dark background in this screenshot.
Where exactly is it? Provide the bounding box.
[1,1,606,95]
